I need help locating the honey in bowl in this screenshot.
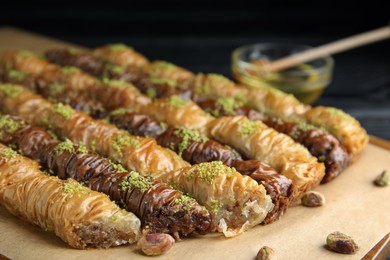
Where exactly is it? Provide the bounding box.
[231,43,334,104]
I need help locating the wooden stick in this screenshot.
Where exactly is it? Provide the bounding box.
[269,25,390,72]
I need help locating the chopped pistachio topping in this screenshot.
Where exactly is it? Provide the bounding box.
[53,139,75,153]
[149,77,177,87]
[238,118,262,136]
[174,127,208,156]
[109,107,133,116]
[120,171,152,192]
[146,88,157,99]
[112,133,141,153]
[76,142,89,154]
[108,43,130,51]
[186,161,235,183]
[108,159,127,173]
[0,147,18,160]
[48,83,66,96]
[89,139,97,151]
[62,179,90,195]
[168,95,187,109]
[53,103,75,119]
[106,64,125,75]
[152,61,175,70]
[327,107,353,120]
[62,66,80,75]
[235,93,248,104]
[174,195,195,211]
[46,130,58,140]
[216,97,243,116]
[111,214,119,222]
[159,122,168,131]
[8,70,27,81]
[194,84,210,95]
[16,50,34,60]
[210,199,220,214]
[208,73,233,84]
[0,83,24,97]
[67,48,80,55]
[0,115,22,139]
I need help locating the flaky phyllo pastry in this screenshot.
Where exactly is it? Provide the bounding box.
[207,116,325,198]
[0,143,140,249]
[0,84,273,237]
[0,43,369,244]
[0,115,212,236]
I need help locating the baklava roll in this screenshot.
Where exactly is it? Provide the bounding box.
[153,161,273,237]
[207,116,325,199]
[0,68,107,117]
[138,95,214,132]
[192,73,310,118]
[0,50,151,112]
[92,44,150,73]
[302,106,369,157]
[0,144,140,249]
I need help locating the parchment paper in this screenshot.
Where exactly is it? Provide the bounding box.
[0,27,389,260]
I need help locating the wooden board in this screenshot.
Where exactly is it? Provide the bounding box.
[0,27,389,260]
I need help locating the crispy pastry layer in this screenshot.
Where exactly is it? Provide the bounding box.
[0,143,140,249]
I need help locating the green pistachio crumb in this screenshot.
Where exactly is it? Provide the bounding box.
[159,122,168,131]
[210,199,220,214]
[146,88,157,99]
[62,179,90,195]
[0,147,18,161]
[0,83,24,97]
[16,50,34,61]
[106,64,125,75]
[8,70,27,81]
[194,84,210,95]
[186,161,235,183]
[67,48,80,55]
[120,171,152,192]
[53,139,75,153]
[53,103,75,119]
[108,159,127,173]
[174,127,208,156]
[89,140,97,151]
[108,44,130,51]
[174,195,195,211]
[149,77,177,87]
[109,107,133,116]
[238,118,262,136]
[62,66,80,75]
[48,83,66,96]
[0,115,22,139]
[76,142,89,154]
[111,214,119,222]
[112,133,141,154]
[168,95,187,109]
[216,97,243,115]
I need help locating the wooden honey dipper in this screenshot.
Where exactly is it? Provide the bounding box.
[258,25,390,74]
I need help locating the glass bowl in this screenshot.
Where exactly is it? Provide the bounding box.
[231,43,334,104]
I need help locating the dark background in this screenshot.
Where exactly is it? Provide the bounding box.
[1,0,389,139]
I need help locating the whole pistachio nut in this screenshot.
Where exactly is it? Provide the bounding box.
[256,246,276,260]
[301,191,325,207]
[326,231,359,254]
[138,233,175,256]
[374,170,389,187]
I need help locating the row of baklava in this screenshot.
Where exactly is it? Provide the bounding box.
[0,45,368,249]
